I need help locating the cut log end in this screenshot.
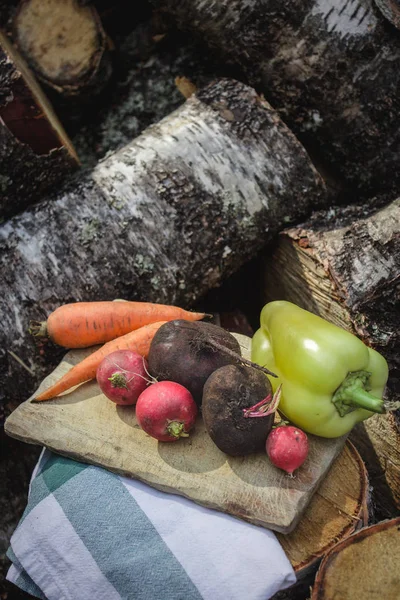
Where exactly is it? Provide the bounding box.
[278,441,369,578]
[13,0,112,97]
[0,29,79,218]
[311,516,400,599]
[0,29,78,160]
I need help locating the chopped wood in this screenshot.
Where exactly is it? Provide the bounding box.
[279,441,369,579]
[0,78,326,409]
[175,75,197,99]
[256,198,400,518]
[311,516,400,599]
[7,350,35,376]
[13,0,112,97]
[350,412,400,521]
[152,0,400,195]
[0,30,79,219]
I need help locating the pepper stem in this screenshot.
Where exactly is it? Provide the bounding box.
[166,421,189,438]
[332,371,385,417]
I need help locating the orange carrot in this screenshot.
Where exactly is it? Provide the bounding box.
[29,301,206,348]
[34,321,166,402]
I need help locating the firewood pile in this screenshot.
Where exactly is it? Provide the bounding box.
[1,1,399,599]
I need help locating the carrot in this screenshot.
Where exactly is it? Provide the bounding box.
[29,301,207,348]
[34,321,166,402]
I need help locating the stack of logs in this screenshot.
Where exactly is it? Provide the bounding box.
[1,1,399,599]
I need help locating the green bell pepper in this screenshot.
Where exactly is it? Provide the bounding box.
[251,301,389,438]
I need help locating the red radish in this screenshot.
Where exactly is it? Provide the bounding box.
[96,349,150,405]
[266,425,309,476]
[136,381,197,442]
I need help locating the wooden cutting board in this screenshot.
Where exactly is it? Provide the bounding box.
[5,334,346,534]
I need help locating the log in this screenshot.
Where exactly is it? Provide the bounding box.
[278,441,369,580]
[0,30,79,219]
[152,0,400,195]
[311,516,400,599]
[0,78,326,410]
[68,20,223,170]
[255,198,400,519]
[13,0,112,98]
[350,413,400,521]
[374,0,400,28]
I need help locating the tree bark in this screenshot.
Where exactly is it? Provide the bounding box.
[66,21,228,170]
[0,31,79,219]
[374,0,400,28]
[13,0,112,99]
[255,198,400,519]
[152,0,400,196]
[0,78,326,412]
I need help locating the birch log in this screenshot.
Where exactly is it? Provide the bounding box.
[0,78,326,409]
[0,30,79,219]
[256,198,400,519]
[152,0,400,195]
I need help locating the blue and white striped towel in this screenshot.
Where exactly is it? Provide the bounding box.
[7,449,296,600]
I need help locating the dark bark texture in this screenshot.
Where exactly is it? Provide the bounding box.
[374,0,400,28]
[67,22,235,170]
[260,198,400,401]
[0,28,239,596]
[288,200,400,398]
[256,198,400,520]
[0,32,79,219]
[152,0,400,196]
[0,78,326,413]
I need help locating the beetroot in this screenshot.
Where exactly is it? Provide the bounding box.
[266,425,309,475]
[147,320,242,405]
[202,364,274,456]
[136,381,197,442]
[96,349,149,405]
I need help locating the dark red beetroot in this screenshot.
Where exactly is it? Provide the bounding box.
[266,425,309,475]
[135,381,198,442]
[96,349,149,405]
[202,364,275,456]
[147,320,243,406]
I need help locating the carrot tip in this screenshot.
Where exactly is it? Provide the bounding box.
[31,396,50,403]
[29,320,48,338]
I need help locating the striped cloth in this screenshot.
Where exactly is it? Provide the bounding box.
[7,449,296,600]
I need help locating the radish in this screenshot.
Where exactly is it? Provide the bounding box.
[136,381,197,442]
[266,425,309,476]
[96,349,150,405]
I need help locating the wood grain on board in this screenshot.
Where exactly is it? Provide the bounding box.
[5,335,346,534]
